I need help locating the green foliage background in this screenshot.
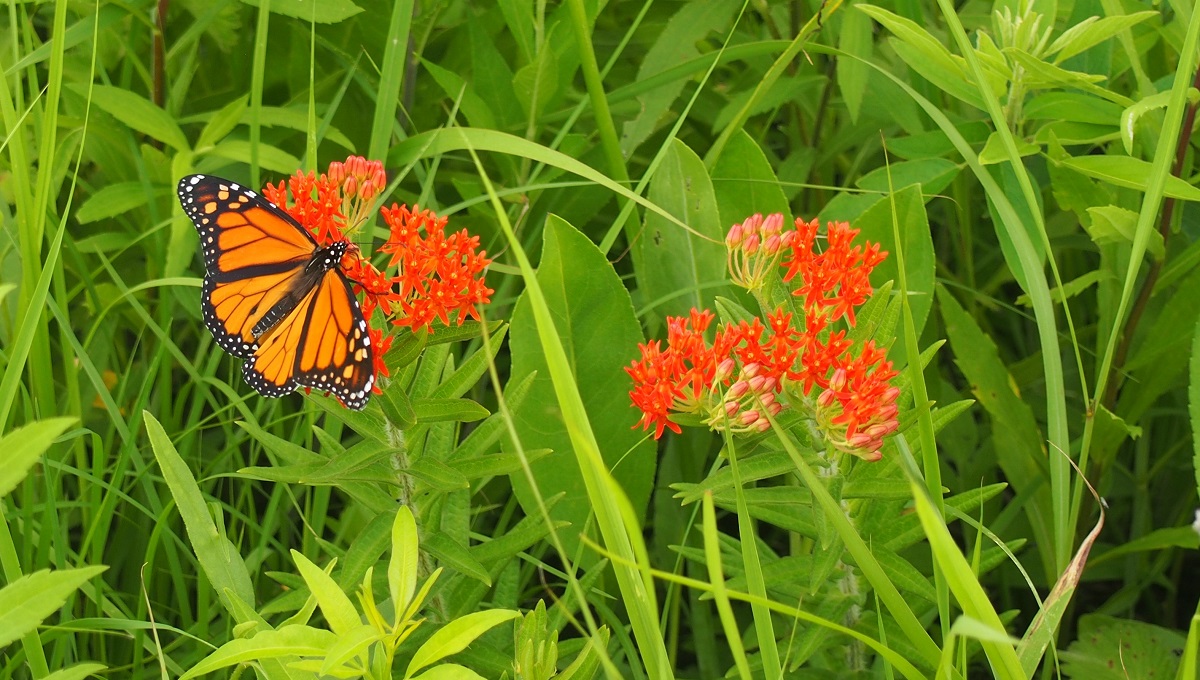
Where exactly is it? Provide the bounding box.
[2,0,1200,677]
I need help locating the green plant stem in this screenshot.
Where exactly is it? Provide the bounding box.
[1103,62,1200,409]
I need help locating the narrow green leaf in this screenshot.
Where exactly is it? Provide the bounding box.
[0,417,75,498]
[423,533,491,586]
[0,566,107,648]
[180,625,336,679]
[404,610,519,678]
[40,663,108,680]
[839,8,873,122]
[1060,154,1200,201]
[389,506,419,616]
[291,551,360,637]
[413,398,489,424]
[319,624,381,676]
[144,412,256,613]
[75,183,154,224]
[77,85,189,151]
[196,96,248,150]
[407,456,470,491]
[237,0,363,22]
[412,664,486,680]
[1047,11,1158,63]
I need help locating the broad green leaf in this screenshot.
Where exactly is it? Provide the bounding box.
[509,216,657,556]
[513,45,559,121]
[1120,89,1200,155]
[144,412,256,613]
[413,398,489,424]
[937,290,1056,576]
[389,506,420,617]
[0,566,107,648]
[711,131,790,233]
[1060,615,1186,679]
[1084,205,1164,258]
[1061,154,1200,200]
[40,663,108,680]
[978,132,1040,165]
[0,417,75,498]
[468,20,523,129]
[638,138,730,319]
[619,0,740,156]
[78,85,189,151]
[498,0,535,63]
[839,7,874,122]
[856,158,961,198]
[181,625,337,678]
[291,551,360,637]
[237,0,363,23]
[75,183,154,224]
[404,610,519,678]
[1025,92,1123,125]
[1047,11,1158,64]
[855,185,936,339]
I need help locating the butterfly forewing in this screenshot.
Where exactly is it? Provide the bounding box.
[177,173,375,409]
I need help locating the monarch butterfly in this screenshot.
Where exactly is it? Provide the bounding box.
[177,174,374,409]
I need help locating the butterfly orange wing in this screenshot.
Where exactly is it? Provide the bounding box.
[178,174,375,409]
[242,269,375,409]
[178,174,316,358]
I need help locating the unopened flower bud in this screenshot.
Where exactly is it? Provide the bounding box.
[780,230,797,248]
[726,223,744,247]
[744,234,760,253]
[724,401,740,417]
[759,392,775,408]
[748,375,766,392]
[847,433,873,448]
[716,358,736,381]
[760,377,777,393]
[767,401,782,415]
[755,418,771,432]
[829,368,847,391]
[743,363,760,378]
[727,380,749,400]
[344,177,358,197]
[764,234,781,254]
[817,388,836,408]
[739,409,760,425]
[763,213,784,235]
[861,448,883,462]
[882,387,900,402]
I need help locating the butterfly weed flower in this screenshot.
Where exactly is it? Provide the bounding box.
[726,213,794,290]
[628,213,900,460]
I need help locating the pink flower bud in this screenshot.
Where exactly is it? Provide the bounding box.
[716,357,736,381]
[763,234,781,254]
[847,433,873,448]
[829,368,847,391]
[767,402,782,415]
[882,387,900,402]
[726,223,744,247]
[755,418,771,432]
[743,363,760,379]
[748,375,766,392]
[760,377,777,393]
[344,176,358,197]
[817,389,836,408]
[759,392,776,408]
[739,409,760,425]
[861,448,883,462]
[727,380,749,400]
[724,401,740,416]
[744,234,761,254]
[763,213,784,235]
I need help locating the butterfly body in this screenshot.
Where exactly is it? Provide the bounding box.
[178,174,374,409]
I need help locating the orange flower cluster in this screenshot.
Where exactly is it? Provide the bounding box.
[627,214,898,459]
[262,156,494,390]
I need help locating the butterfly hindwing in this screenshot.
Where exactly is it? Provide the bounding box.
[242,269,375,409]
[178,173,375,409]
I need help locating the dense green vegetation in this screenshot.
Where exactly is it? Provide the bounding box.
[2,0,1199,677]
